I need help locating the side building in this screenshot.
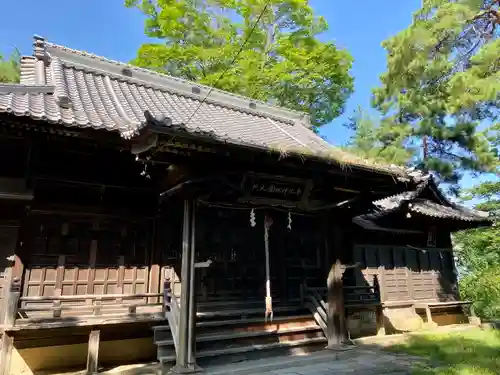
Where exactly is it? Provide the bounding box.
[0,36,491,375]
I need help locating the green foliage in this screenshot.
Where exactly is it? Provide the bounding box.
[460,267,500,319]
[454,178,500,319]
[0,49,20,83]
[373,0,499,185]
[388,328,500,375]
[461,180,500,213]
[343,106,415,165]
[454,179,499,270]
[454,224,500,271]
[125,0,354,127]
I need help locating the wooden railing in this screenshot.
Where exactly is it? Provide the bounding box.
[301,277,384,337]
[17,292,165,320]
[343,279,385,336]
[163,279,179,352]
[301,284,328,335]
[2,278,22,328]
[343,284,381,307]
[0,283,171,329]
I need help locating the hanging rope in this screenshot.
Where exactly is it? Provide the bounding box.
[264,214,273,322]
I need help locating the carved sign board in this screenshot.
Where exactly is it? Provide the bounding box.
[243,175,306,203]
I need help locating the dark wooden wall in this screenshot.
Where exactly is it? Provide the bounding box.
[0,127,460,313]
[0,132,163,312]
[351,227,457,303]
[184,206,327,302]
[19,213,154,304]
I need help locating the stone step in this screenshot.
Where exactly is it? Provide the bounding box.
[196,297,282,311]
[195,326,324,352]
[158,336,328,364]
[155,322,321,347]
[198,314,314,329]
[195,304,306,321]
[153,314,314,342]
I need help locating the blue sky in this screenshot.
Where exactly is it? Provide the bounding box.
[0,0,494,193]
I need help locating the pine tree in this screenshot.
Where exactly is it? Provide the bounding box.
[344,107,415,166]
[373,0,499,185]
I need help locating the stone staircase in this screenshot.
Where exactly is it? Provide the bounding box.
[153,298,326,366]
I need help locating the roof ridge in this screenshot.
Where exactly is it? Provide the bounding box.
[0,83,55,94]
[34,36,312,128]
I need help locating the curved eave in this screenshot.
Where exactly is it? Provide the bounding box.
[143,117,410,179]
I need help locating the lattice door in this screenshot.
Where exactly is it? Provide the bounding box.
[23,216,93,313]
[22,215,151,312]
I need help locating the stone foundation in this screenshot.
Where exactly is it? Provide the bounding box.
[383,306,423,334]
[347,305,472,338]
[9,337,156,375]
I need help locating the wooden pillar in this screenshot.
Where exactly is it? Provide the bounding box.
[0,269,20,375]
[326,220,347,348]
[373,275,385,335]
[0,223,23,375]
[86,329,100,375]
[0,225,22,324]
[0,332,14,375]
[187,203,201,371]
[375,305,385,336]
[327,258,346,347]
[86,221,99,305]
[2,264,22,327]
[177,199,192,368]
[425,305,433,324]
[171,199,202,374]
[148,219,161,304]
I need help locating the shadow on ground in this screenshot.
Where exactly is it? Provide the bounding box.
[385,328,500,375]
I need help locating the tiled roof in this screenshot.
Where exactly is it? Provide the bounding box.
[353,178,492,228]
[0,36,415,177]
[1,37,318,141]
[409,199,490,222]
[373,177,432,211]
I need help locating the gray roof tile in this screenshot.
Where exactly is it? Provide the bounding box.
[1,37,332,150]
[409,199,490,222]
[360,178,491,223]
[0,36,416,177]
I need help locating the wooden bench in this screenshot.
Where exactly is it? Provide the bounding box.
[413,300,475,326]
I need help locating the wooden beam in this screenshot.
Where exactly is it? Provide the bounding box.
[12,312,166,331]
[86,329,100,375]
